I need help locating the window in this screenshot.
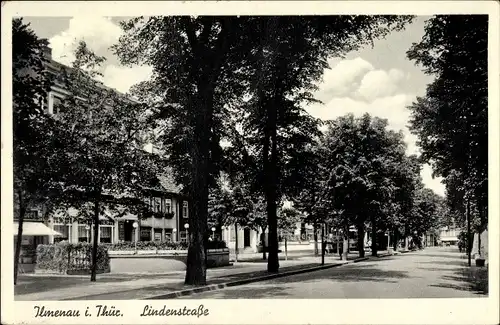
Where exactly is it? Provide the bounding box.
[154,229,162,242]
[165,229,173,242]
[78,225,90,242]
[179,230,188,243]
[140,227,152,241]
[100,226,112,243]
[54,224,71,242]
[49,93,66,115]
[25,210,41,221]
[149,197,161,212]
[183,201,188,219]
[154,197,161,213]
[164,199,172,214]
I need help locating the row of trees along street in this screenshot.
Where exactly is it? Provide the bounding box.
[406,15,488,266]
[13,15,485,286]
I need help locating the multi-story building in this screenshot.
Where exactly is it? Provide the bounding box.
[13,47,190,272]
[437,226,460,246]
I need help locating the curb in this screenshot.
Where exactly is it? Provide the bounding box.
[145,262,347,300]
[353,257,369,263]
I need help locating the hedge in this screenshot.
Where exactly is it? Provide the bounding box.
[36,242,110,275]
[104,239,227,251]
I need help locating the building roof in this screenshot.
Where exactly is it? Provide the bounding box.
[158,168,183,194]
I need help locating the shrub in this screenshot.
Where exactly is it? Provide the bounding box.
[207,239,227,250]
[104,241,189,251]
[103,240,227,251]
[36,242,109,274]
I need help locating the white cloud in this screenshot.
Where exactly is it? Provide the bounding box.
[49,16,152,94]
[421,164,445,197]
[49,16,122,66]
[316,57,374,101]
[355,68,405,101]
[308,94,414,137]
[307,56,445,195]
[102,65,153,94]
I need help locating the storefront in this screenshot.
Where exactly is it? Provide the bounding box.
[13,221,62,273]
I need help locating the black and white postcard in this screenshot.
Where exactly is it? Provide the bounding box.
[1,1,499,324]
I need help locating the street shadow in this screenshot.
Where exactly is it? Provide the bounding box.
[180,284,292,299]
[358,256,398,263]
[268,266,411,284]
[418,260,466,267]
[419,253,462,259]
[416,267,456,272]
[430,265,488,295]
[15,276,131,296]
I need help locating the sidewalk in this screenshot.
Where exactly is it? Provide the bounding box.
[14,250,400,301]
[15,256,348,301]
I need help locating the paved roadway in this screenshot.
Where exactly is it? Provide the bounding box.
[179,247,488,299]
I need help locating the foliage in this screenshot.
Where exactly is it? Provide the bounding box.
[278,207,303,235]
[105,241,189,251]
[112,16,415,280]
[12,18,66,284]
[223,16,414,270]
[36,242,109,274]
[104,240,226,251]
[407,15,488,234]
[113,16,260,285]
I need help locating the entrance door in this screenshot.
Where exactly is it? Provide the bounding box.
[243,228,251,247]
[124,221,133,241]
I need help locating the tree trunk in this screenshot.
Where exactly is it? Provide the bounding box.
[234,223,239,262]
[284,237,288,260]
[336,230,340,257]
[261,229,267,260]
[321,224,325,265]
[393,227,399,252]
[342,229,349,261]
[387,231,391,251]
[14,190,26,285]
[477,231,481,256]
[371,219,378,257]
[264,97,279,273]
[313,221,319,256]
[184,82,215,286]
[90,198,100,282]
[403,225,409,250]
[183,19,232,285]
[357,223,365,258]
[466,198,471,266]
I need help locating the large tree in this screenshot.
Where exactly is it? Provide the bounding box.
[12,18,63,284]
[322,114,409,257]
[407,15,488,265]
[50,41,159,281]
[239,16,414,271]
[113,17,254,285]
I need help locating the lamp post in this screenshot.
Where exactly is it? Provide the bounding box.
[132,222,138,254]
[211,227,216,240]
[85,225,90,243]
[184,223,189,243]
[173,228,177,242]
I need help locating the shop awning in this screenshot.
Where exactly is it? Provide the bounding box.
[13,222,63,236]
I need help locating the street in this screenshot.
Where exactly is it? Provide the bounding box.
[179,247,488,299]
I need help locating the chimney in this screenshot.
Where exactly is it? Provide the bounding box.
[42,45,52,60]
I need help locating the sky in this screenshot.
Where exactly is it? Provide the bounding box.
[22,16,445,196]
